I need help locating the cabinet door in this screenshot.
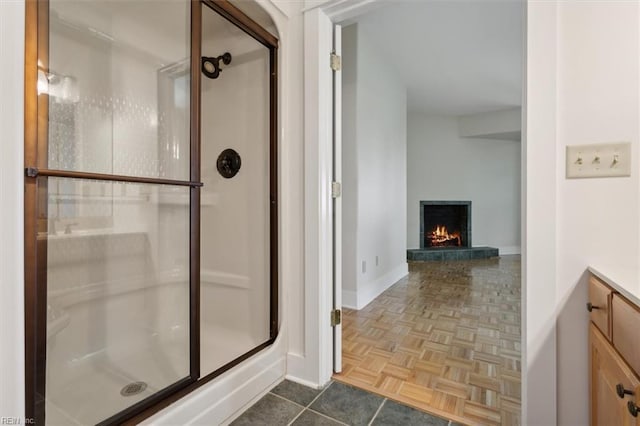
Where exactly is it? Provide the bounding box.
[613,294,640,375]
[633,390,640,426]
[591,323,640,426]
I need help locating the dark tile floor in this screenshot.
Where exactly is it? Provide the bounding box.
[230,380,460,426]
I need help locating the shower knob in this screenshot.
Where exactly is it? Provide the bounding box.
[217,148,241,178]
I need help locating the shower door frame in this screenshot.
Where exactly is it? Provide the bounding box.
[23,0,279,424]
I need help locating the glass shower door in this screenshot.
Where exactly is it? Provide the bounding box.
[25,0,278,423]
[27,1,197,424]
[199,4,276,376]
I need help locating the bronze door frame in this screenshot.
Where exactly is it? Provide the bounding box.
[23,0,279,424]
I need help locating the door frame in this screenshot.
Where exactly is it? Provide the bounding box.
[303,0,389,388]
[302,0,544,422]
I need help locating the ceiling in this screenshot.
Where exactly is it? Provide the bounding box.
[352,1,524,116]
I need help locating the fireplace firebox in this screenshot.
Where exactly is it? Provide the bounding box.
[420,201,471,249]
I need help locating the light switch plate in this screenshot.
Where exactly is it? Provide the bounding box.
[566,142,631,179]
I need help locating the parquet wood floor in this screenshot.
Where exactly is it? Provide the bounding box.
[333,256,521,426]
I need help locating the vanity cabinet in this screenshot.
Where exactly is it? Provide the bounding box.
[589,275,640,425]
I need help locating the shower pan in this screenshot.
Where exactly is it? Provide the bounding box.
[23,1,278,425]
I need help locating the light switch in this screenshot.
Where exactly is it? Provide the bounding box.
[566,142,631,179]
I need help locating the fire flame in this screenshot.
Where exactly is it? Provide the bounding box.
[427,225,461,247]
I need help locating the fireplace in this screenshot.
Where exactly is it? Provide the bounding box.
[420,201,471,249]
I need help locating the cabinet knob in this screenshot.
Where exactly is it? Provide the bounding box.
[587,302,601,312]
[628,401,639,418]
[617,384,635,399]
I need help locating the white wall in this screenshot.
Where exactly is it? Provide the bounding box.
[342,23,408,310]
[555,2,640,424]
[458,107,521,141]
[0,0,25,420]
[526,1,640,425]
[279,2,306,384]
[524,2,558,424]
[407,114,521,254]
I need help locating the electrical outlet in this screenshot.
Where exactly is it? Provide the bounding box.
[362,261,366,274]
[566,142,631,178]
[375,256,379,266]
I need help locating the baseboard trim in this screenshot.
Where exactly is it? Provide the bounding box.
[356,263,408,309]
[285,352,325,390]
[342,289,357,309]
[499,246,522,255]
[284,373,324,390]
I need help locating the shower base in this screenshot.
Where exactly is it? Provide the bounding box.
[46,326,261,425]
[201,324,265,375]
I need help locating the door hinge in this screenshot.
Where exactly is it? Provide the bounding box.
[330,52,341,71]
[331,181,342,198]
[25,167,39,178]
[331,309,342,327]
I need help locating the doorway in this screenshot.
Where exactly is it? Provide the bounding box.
[305,1,524,425]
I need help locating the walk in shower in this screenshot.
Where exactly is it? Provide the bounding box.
[23,1,278,424]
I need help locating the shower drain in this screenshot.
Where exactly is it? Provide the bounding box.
[120,381,148,397]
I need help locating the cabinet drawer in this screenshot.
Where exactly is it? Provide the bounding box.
[613,294,640,376]
[589,276,612,340]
